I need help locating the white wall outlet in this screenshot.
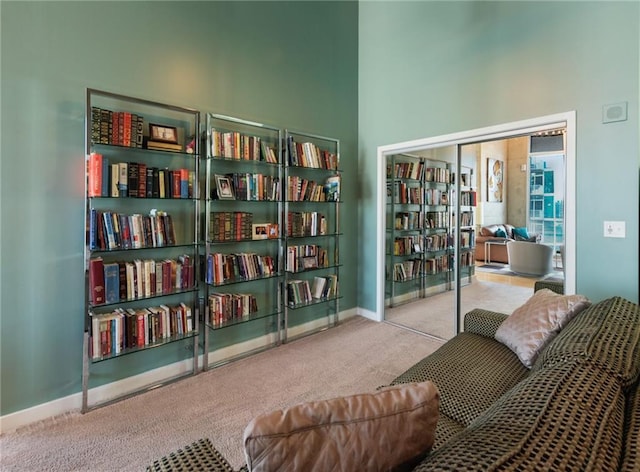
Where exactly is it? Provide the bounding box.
[604,221,625,238]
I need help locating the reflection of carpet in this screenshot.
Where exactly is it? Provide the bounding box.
[476,263,563,279]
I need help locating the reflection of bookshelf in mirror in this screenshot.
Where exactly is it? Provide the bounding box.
[83,88,200,412]
[283,130,341,342]
[385,154,458,308]
[453,165,477,285]
[203,113,284,369]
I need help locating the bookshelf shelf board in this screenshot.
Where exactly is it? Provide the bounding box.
[287,295,343,310]
[91,143,197,158]
[209,155,280,166]
[89,243,198,254]
[285,232,343,241]
[206,308,280,331]
[90,330,198,364]
[206,273,283,288]
[286,263,343,275]
[89,287,200,309]
[388,276,425,284]
[207,238,282,245]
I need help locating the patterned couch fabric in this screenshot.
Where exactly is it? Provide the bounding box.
[533,296,640,387]
[389,332,529,428]
[414,359,626,471]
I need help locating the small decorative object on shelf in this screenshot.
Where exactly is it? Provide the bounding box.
[83,88,200,413]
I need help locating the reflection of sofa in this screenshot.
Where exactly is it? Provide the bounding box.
[475,224,537,263]
[507,240,554,276]
[149,294,640,471]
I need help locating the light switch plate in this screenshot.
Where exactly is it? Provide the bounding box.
[604,221,625,238]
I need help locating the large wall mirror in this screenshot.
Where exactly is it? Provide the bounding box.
[376,112,576,339]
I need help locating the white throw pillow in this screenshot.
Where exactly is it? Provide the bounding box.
[496,289,591,368]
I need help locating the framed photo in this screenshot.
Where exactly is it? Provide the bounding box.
[149,124,178,144]
[215,174,235,200]
[302,256,318,270]
[267,223,279,239]
[252,223,269,240]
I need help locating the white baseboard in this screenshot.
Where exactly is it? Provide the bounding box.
[1,308,360,435]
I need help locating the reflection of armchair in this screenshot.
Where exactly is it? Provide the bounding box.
[507,241,554,276]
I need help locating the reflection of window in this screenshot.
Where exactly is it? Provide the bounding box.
[527,149,565,252]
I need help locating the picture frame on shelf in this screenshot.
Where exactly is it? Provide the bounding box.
[252,223,269,240]
[267,223,279,239]
[215,174,235,200]
[149,124,178,144]
[302,256,318,270]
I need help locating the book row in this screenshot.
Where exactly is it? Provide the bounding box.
[286,175,341,202]
[286,275,338,306]
[394,233,456,256]
[387,162,451,183]
[208,292,258,328]
[286,245,329,273]
[91,107,144,148]
[391,252,474,282]
[459,229,475,248]
[425,211,449,229]
[88,209,177,251]
[88,255,195,306]
[210,129,278,163]
[460,190,478,207]
[286,136,339,170]
[392,259,423,282]
[209,211,254,242]
[90,302,194,359]
[393,236,424,256]
[389,182,455,207]
[213,173,281,201]
[287,212,328,237]
[205,252,277,286]
[394,211,423,231]
[88,153,194,199]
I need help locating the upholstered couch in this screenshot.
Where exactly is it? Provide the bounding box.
[149,292,640,472]
[475,223,538,263]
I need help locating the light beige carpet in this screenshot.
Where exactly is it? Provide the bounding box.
[386,279,534,339]
[0,316,445,471]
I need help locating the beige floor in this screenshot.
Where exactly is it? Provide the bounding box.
[386,265,561,340]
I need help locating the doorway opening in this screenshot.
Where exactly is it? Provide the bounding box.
[376,112,576,339]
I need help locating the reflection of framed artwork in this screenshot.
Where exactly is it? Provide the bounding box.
[215,175,235,200]
[487,158,504,202]
[149,124,178,144]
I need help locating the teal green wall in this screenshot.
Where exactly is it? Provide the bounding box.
[358,1,639,310]
[0,1,358,415]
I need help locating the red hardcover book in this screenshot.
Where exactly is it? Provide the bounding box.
[138,163,147,198]
[172,170,181,198]
[123,112,132,147]
[136,311,145,346]
[87,152,103,197]
[89,257,105,305]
